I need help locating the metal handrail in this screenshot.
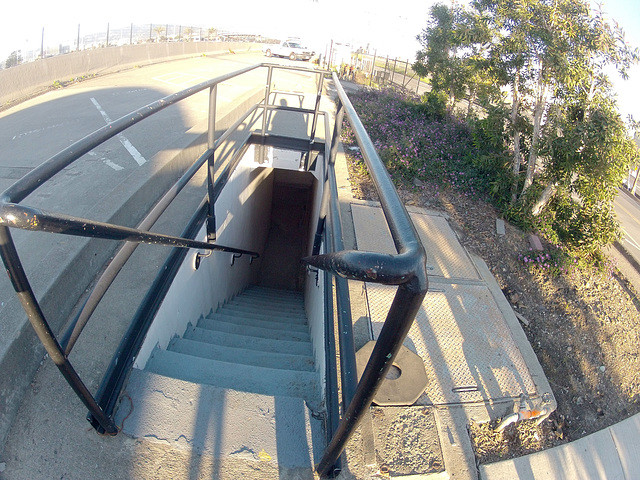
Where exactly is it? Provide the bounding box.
[60,105,262,355]
[306,73,429,476]
[0,62,327,435]
[0,62,427,475]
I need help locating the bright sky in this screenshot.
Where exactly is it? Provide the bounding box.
[1,0,638,121]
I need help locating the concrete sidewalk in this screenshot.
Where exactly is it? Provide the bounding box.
[480,413,640,479]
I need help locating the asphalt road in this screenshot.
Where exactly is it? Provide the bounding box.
[615,189,640,267]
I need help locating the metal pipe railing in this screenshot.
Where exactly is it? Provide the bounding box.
[60,104,262,353]
[308,73,428,477]
[0,64,261,206]
[0,63,306,434]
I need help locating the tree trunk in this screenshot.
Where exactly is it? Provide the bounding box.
[510,69,522,204]
[532,181,557,216]
[466,84,476,118]
[522,63,549,194]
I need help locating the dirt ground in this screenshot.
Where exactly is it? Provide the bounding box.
[345,156,640,465]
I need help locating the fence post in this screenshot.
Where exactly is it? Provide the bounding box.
[391,57,397,85]
[369,50,377,87]
[403,59,409,87]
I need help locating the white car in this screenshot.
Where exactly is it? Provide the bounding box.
[263,40,314,61]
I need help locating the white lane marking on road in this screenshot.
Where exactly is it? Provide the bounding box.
[90,97,147,166]
[87,150,124,172]
[105,159,125,171]
[12,123,65,140]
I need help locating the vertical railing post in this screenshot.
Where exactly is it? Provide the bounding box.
[309,71,325,144]
[323,268,342,477]
[329,102,345,168]
[262,65,274,137]
[316,285,426,477]
[402,59,409,88]
[391,57,397,86]
[206,84,217,241]
[0,226,118,435]
[369,50,376,87]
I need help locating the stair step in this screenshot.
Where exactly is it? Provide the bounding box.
[215,305,307,325]
[194,316,310,342]
[209,309,307,326]
[227,297,306,313]
[218,303,307,320]
[205,313,309,332]
[118,369,325,468]
[198,315,310,340]
[244,285,304,300]
[168,337,316,372]
[232,290,305,306]
[146,349,319,403]
[183,326,313,356]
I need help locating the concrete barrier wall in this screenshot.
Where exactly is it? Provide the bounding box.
[0,41,260,107]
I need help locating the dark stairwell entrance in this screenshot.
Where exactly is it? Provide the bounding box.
[257,170,314,291]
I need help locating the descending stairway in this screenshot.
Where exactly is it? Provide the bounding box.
[118,286,324,471]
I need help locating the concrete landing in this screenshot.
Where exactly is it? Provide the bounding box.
[352,203,554,418]
[117,369,324,472]
[348,201,556,480]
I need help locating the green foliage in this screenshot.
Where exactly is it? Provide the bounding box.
[413,0,639,256]
[467,103,515,204]
[413,91,448,121]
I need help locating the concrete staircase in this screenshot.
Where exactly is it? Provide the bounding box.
[117,286,324,473]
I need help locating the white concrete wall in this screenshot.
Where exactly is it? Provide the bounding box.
[135,159,274,368]
[0,41,260,107]
[305,167,327,397]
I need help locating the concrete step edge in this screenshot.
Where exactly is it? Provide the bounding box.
[205,312,309,332]
[183,326,313,356]
[146,349,320,404]
[168,337,316,372]
[195,316,311,342]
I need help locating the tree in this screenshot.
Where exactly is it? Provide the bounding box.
[5,51,23,69]
[414,3,468,111]
[416,0,639,252]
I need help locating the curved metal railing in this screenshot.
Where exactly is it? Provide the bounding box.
[305,73,428,476]
[0,62,326,435]
[0,64,428,477]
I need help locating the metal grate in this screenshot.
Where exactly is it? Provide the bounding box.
[351,204,480,280]
[367,283,537,406]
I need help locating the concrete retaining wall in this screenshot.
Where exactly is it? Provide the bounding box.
[0,41,260,107]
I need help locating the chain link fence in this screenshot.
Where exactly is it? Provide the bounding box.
[333,51,430,97]
[2,23,261,68]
